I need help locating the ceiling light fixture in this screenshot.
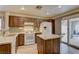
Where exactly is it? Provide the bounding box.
[46,12,49,15]
[46,9,49,15]
[58,5,62,8]
[21,6,25,10]
[36,5,42,10]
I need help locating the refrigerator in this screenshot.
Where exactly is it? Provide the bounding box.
[40,22,52,36]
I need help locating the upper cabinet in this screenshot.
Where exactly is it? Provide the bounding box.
[9,15,54,32]
[9,16,24,27]
[24,18,40,30]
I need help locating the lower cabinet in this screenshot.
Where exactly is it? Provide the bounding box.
[16,34,24,47]
[35,33,41,43]
[0,43,11,54]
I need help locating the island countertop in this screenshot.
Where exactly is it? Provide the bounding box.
[36,34,61,54]
[0,33,18,54]
[37,34,61,40]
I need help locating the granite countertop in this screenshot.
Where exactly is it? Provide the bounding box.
[0,33,17,44]
[8,29,41,34]
[37,34,61,40]
[8,27,41,34]
[0,33,18,54]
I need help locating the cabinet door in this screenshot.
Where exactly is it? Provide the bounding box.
[19,34,24,46]
[37,36,44,54]
[16,34,24,47]
[13,16,18,27]
[9,16,24,27]
[0,44,11,54]
[53,39,60,54]
[9,16,14,27]
[9,16,18,27]
[18,17,24,27]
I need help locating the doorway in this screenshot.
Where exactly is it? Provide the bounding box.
[61,20,68,43]
[69,18,79,47]
[61,18,79,48]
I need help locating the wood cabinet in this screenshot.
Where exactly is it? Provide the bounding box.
[24,18,37,29]
[36,35,60,54]
[16,34,24,47]
[9,16,14,27]
[9,16,24,27]
[0,43,11,54]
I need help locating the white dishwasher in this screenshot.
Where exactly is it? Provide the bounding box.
[25,32,35,45]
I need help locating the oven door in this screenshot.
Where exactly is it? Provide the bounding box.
[25,33,35,45]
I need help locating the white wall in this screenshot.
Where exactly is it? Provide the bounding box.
[4,12,9,30]
[0,12,5,17]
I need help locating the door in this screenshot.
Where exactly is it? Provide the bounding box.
[61,20,68,43]
[69,18,79,47]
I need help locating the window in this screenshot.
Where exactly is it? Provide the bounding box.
[0,17,4,30]
[0,18,2,30]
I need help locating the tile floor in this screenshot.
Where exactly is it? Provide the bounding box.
[60,43,79,54]
[17,43,79,54]
[17,44,38,54]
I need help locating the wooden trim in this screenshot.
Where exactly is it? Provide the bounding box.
[58,12,79,18]
[9,12,50,19]
[52,8,79,19]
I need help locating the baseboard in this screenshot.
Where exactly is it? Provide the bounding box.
[62,42,79,50]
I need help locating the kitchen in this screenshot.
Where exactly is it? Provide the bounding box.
[0,5,79,54]
[0,11,60,54]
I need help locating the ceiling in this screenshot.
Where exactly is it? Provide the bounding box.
[0,5,79,17]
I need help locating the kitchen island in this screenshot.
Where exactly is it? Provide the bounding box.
[0,33,17,54]
[36,34,61,54]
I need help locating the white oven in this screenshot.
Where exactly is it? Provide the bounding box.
[24,32,35,45]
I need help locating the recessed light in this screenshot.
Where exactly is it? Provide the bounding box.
[21,6,25,10]
[58,5,62,8]
[46,12,49,15]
